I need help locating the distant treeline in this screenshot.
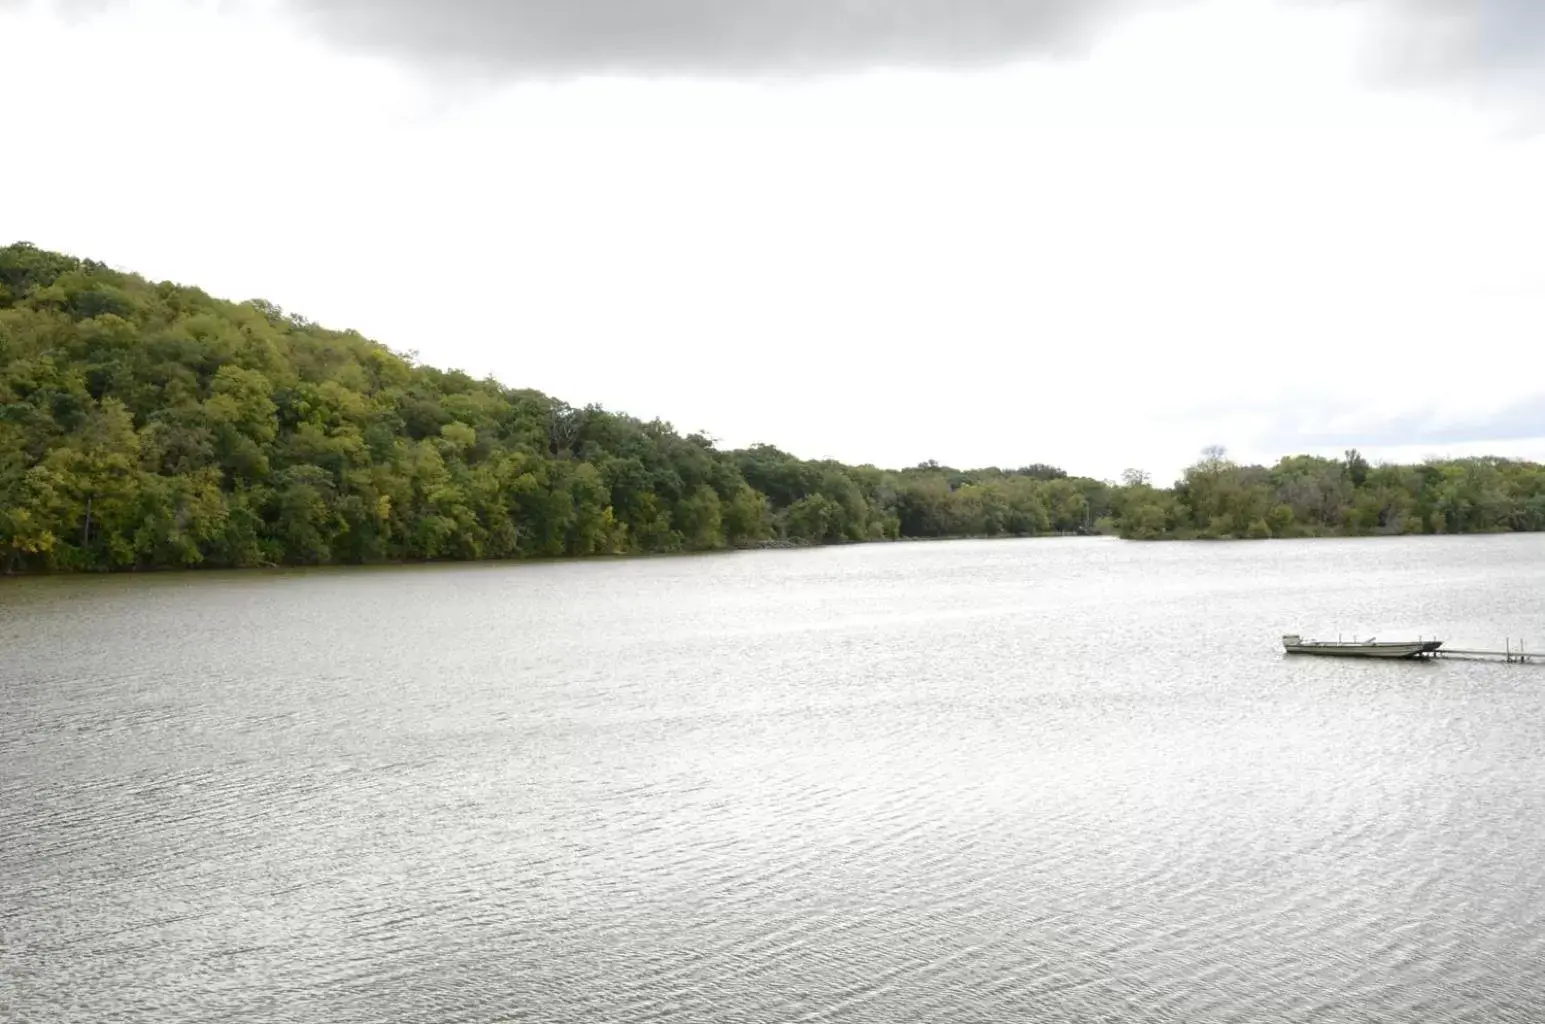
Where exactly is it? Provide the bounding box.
[2,243,1542,572]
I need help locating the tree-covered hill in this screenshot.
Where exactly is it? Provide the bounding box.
[2,243,1542,572]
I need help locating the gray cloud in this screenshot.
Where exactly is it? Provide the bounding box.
[10,0,1545,89]
[1267,395,1545,451]
[251,0,1545,88]
[273,0,1165,77]
[1348,0,1545,96]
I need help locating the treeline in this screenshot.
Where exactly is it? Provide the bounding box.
[1,244,1542,572]
[1116,448,1545,540]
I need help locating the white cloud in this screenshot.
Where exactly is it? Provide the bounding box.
[2,0,1542,484]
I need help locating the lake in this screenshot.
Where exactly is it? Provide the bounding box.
[4,535,1545,1023]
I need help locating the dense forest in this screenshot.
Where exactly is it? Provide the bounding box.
[2,243,1543,572]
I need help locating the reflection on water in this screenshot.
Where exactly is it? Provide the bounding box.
[4,535,1545,1022]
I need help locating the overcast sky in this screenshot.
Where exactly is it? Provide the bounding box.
[2,0,1542,482]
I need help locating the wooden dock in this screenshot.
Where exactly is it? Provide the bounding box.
[1434,641,1540,664]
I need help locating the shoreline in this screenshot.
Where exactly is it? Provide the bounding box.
[4,527,1537,579]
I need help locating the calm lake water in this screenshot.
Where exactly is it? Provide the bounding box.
[5,535,1545,1023]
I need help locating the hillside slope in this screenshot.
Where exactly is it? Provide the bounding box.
[2,243,1541,572]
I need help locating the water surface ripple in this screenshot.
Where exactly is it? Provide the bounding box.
[4,536,1545,1022]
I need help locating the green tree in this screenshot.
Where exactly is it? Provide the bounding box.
[2,242,1541,573]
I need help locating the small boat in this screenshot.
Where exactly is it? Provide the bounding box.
[1281,634,1443,659]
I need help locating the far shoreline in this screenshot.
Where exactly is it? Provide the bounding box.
[4,528,1536,581]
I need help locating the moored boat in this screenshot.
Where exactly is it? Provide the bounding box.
[1281,634,1443,659]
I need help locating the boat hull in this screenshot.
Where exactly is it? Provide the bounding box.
[1283,640,1443,659]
